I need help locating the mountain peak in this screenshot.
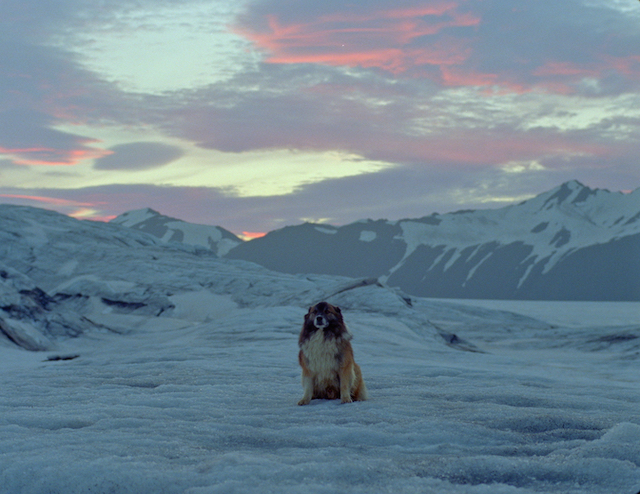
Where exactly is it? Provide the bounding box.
[537,180,604,209]
[564,179,587,189]
[111,207,242,256]
[112,208,162,226]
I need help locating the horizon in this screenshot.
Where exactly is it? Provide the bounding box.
[2,178,637,239]
[1,1,639,234]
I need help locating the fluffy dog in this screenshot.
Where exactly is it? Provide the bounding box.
[297,302,367,405]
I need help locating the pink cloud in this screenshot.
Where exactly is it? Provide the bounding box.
[534,57,640,80]
[0,194,99,207]
[356,129,613,168]
[0,194,113,223]
[235,3,481,76]
[531,56,640,94]
[234,1,640,95]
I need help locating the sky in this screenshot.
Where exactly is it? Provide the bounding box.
[0,0,639,237]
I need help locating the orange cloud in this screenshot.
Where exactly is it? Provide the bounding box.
[0,146,110,166]
[240,231,267,240]
[68,208,117,222]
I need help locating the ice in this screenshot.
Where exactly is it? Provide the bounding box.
[442,299,640,328]
[169,291,238,323]
[1,204,640,494]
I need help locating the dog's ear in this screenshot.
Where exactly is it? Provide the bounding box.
[335,306,341,313]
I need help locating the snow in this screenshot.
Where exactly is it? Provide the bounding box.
[440,299,640,328]
[359,230,377,242]
[110,207,158,227]
[315,226,338,234]
[112,183,640,301]
[395,181,640,276]
[1,204,640,494]
[111,208,241,257]
[2,299,640,494]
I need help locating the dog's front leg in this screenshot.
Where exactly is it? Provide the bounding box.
[298,350,314,405]
[298,372,313,405]
[339,364,354,404]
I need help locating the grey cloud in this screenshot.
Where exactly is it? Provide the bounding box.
[0,36,136,166]
[466,0,640,93]
[167,69,634,171]
[94,142,185,171]
[0,109,100,164]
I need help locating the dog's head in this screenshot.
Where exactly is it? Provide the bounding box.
[305,301,343,330]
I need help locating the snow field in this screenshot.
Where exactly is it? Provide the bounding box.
[2,295,640,494]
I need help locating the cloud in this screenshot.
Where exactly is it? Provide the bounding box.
[0,158,19,169]
[234,0,640,94]
[0,28,133,167]
[0,193,95,207]
[0,109,108,165]
[234,1,479,77]
[0,0,638,234]
[2,151,634,234]
[93,142,185,171]
[3,0,637,170]
[166,67,625,171]
[234,2,479,75]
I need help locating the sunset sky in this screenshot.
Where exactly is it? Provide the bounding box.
[1,0,639,236]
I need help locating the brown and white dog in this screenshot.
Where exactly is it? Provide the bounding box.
[297,302,367,405]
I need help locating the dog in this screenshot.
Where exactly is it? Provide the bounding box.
[297,302,367,405]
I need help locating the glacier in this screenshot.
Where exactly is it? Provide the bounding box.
[1,204,640,494]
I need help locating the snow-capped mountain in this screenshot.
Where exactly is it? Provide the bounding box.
[226,181,640,301]
[1,203,640,493]
[111,208,241,256]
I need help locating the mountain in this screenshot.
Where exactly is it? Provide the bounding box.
[111,208,242,256]
[225,181,640,301]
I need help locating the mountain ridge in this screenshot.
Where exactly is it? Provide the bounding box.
[223,181,640,301]
[111,207,242,256]
[39,180,638,301]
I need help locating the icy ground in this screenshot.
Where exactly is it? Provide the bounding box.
[1,205,639,494]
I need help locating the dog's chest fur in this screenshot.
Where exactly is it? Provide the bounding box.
[300,330,342,377]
